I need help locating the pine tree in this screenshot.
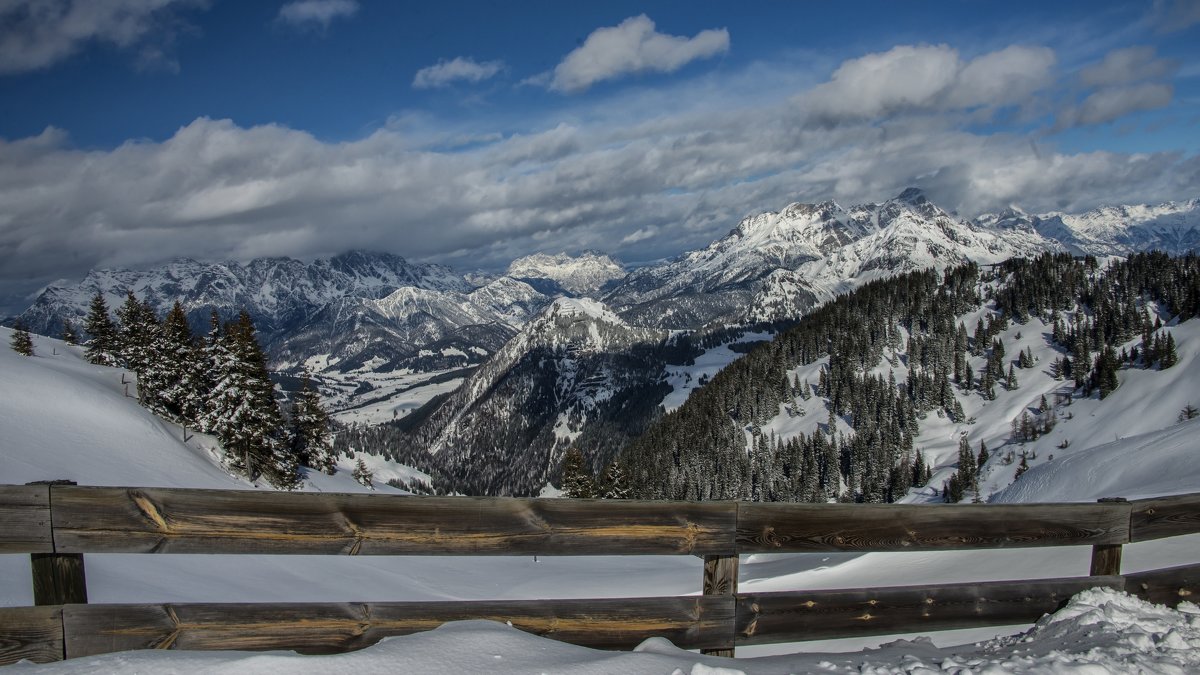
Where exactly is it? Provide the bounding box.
[977,440,989,470]
[204,311,296,488]
[290,371,337,475]
[1161,332,1179,369]
[152,302,206,425]
[61,319,79,345]
[1014,453,1029,480]
[956,433,975,484]
[83,292,120,365]
[599,460,632,498]
[9,319,34,356]
[1180,403,1199,422]
[352,457,374,488]
[1005,364,1018,390]
[561,447,596,498]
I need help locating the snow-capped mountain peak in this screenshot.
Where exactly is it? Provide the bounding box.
[505,251,626,296]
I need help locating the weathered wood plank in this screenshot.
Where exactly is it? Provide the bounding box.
[1089,544,1123,576]
[0,606,63,665]
[737,502,1132,553]
[1125,562,1200,608]
[0,485,52,553]
[50,486,738,555]
[1130,493,1200,542]
[31,553,88,606]
[51,485,734,554]
[735,576,1125,645]
[63,597,734,657]
[701,554,739,657]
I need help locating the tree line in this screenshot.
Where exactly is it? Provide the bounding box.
[80,292,337,488]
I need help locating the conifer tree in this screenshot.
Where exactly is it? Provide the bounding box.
[204,311,296,488]
[1179,403,1199,422]
[599,460,632,498]
[61,319,79,345]
[1014,453,1029,480]
[977,440,989,470]
[83,292,120,365]
[153,302,205,425]
[9,319,34,356]
[290,371,337,475]
[561,447,596,498]
[352,457,374,488]
[1161,332,1179,369]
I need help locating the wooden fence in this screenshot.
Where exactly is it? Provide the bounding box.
[1,483,1198,664]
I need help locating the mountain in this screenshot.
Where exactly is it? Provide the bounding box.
[505,251,626,296]
[605,188,1058,328]
[399,297,675,495]
[976,199,1200,257]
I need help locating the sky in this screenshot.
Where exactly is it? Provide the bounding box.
[1,0,1199,314]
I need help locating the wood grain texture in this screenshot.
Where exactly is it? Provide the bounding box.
[1130,494,1200,542]
[1089,544,1123,577]
[49,486,738,556]
[63,597,734,657]
[701,554,739,657]
[31,553,87,606]
[0,485,52,553]
[1125,562,1200,607]
[0,606,63,665]
[737,502,1132,553]
[735,576,1125,645]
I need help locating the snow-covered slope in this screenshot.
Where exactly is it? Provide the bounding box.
[3,325,1200,671]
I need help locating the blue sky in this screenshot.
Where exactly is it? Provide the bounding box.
[1,0,1199,312]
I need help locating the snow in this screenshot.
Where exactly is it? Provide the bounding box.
[663,332,773,412]
[9,590,1200,673]
[4,323,1200,671]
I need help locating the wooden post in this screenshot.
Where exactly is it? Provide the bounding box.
[701,554,738,657]
[1090,497,1127,576]
[26,481,87,606]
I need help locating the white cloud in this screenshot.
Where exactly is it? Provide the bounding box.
[805,44,1055,121]
[277,0,358,29]
[548,15,729,93]
[413,57,505,89]
[0,0,208,75]
[1,43,1197,307]
[1080,46,1177,86]
[1058,82,1175,127]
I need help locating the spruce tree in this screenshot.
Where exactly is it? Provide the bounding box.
[155,302,205,425]
[352,457,374,488]
[9,319,34,356]
[1161,332,1179,369]
[61,319,79,345]
[204,311,296,488]
[599,460,632,498]
[290,371,337,475]
[561,447,596,498]
[83,292,120,365]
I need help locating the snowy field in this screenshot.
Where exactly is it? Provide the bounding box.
[3,327,1200,672]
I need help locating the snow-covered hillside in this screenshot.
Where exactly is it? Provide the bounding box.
[2,326,1199,671]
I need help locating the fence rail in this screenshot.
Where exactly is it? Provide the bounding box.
[1,483,1198,664]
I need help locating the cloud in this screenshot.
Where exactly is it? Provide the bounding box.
[277,0,358,29]
[1080,46,1177,86]
[1058,82,1174,128]
[805,44,1055,121]
[1152,0,1200,32]
[0,0,208,75]
[2,43,1197,312]
[548,15,729,93]
[413,57,505,89]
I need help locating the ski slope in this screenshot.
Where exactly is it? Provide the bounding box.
[2,326,1200,672]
